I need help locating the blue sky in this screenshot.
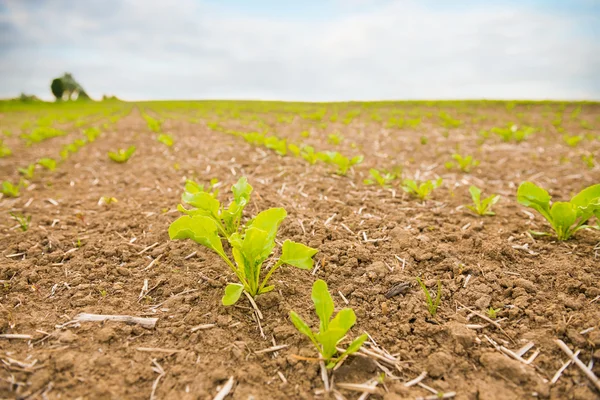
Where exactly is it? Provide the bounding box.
[1,0,599,101]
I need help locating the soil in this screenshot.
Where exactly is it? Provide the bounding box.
[1,102,599,400]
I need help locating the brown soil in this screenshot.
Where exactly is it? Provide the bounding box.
[1,103,599,400]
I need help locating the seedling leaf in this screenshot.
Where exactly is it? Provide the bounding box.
[222,283,244,306]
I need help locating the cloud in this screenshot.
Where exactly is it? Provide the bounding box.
[0,0,599,100]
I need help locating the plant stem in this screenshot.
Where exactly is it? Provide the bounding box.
[257,260,283,293]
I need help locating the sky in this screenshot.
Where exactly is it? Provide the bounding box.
[1,0,599,101]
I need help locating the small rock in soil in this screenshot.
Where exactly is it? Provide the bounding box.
[57,330,78,343]
[446,321,477,350]
[427,351,454,378]
[480,352,548,396]
[566,328,587,348]
[96,326,117,343]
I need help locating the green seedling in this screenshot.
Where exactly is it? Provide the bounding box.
[517,182,600,240]
[83,127,101,142]
[581,153,595,169]
[420,136,428,145]
[0,142,11,158]
[37,158,57,171]
[300,130,310,138]
[580,120,592,130]
[143,114,162,132]
[445,154,479,173]
[289,279,368,369]
[318,151,363,175]
[487,307,500,320]
[21,127,65,146]
[18,164,35,179]
[169,208,318,305]
[327,133,343,145]
[60,139,86,159]
[416,277,442,318]
[177,177,249,239]
[287,143,301,157]
[1,181,20,197]
[402,178,442,200]
[466,186,500,216]
[438,112,462,128]
[363,168,397,188]
[491,125,534,143]
[10,212,31,231]
[301,146,319,164]
[243,132,266,146]
[108,146,136,163]
[563,134,583,147]
[265,136,287,156]
[157,133,174,147]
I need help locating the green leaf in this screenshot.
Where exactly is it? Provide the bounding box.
[550,201,578,240]
[328,308,356,339]
[168,215,225,255]
[240,227,270,280]
[469,185,481,206]
[289,311,316,341]
[342,333,368,357]
[247,208,287,260]
[231,176,253,204]
[222,283,244,305]
[517,181,552,221]
[312,279,334,333]
[280,240,318,270]
[570,184,600,221]
[333,333,369,367]
[316,328,347,359]
[258,285,275,294]
[182,191,221,215]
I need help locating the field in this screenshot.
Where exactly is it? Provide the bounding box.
[1,99,599,400]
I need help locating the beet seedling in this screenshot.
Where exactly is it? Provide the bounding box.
[177,177,250,239]
[319,151,363,175]
[301,146,319,164]
[466,186,500,216]
[416,277,442,318]
[169,207,318,305]
[83,127,101,142]
[492,125,534,143]
[37,158,57,171]
[18,164,35,179]
[265,136,287,156]
[581,153,595,169]
[327,133,343,145]
[363,168,398,188]
[563,134,583,147]
[0,141,11,158]
[157,133,174,147]
[517,182,600,240]
[108,146,136,163]
[402,178,442,200]
[1,181,20,198]
[288,143,301,156]
[445,154,479,173]
[143,114,162,132]
[289,279,367,369]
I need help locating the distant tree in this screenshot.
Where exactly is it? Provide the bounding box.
[18,93,41,102]
[50,73,91,101]
[51,78,64,100]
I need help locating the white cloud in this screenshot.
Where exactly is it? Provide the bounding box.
[0,0,598,100]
